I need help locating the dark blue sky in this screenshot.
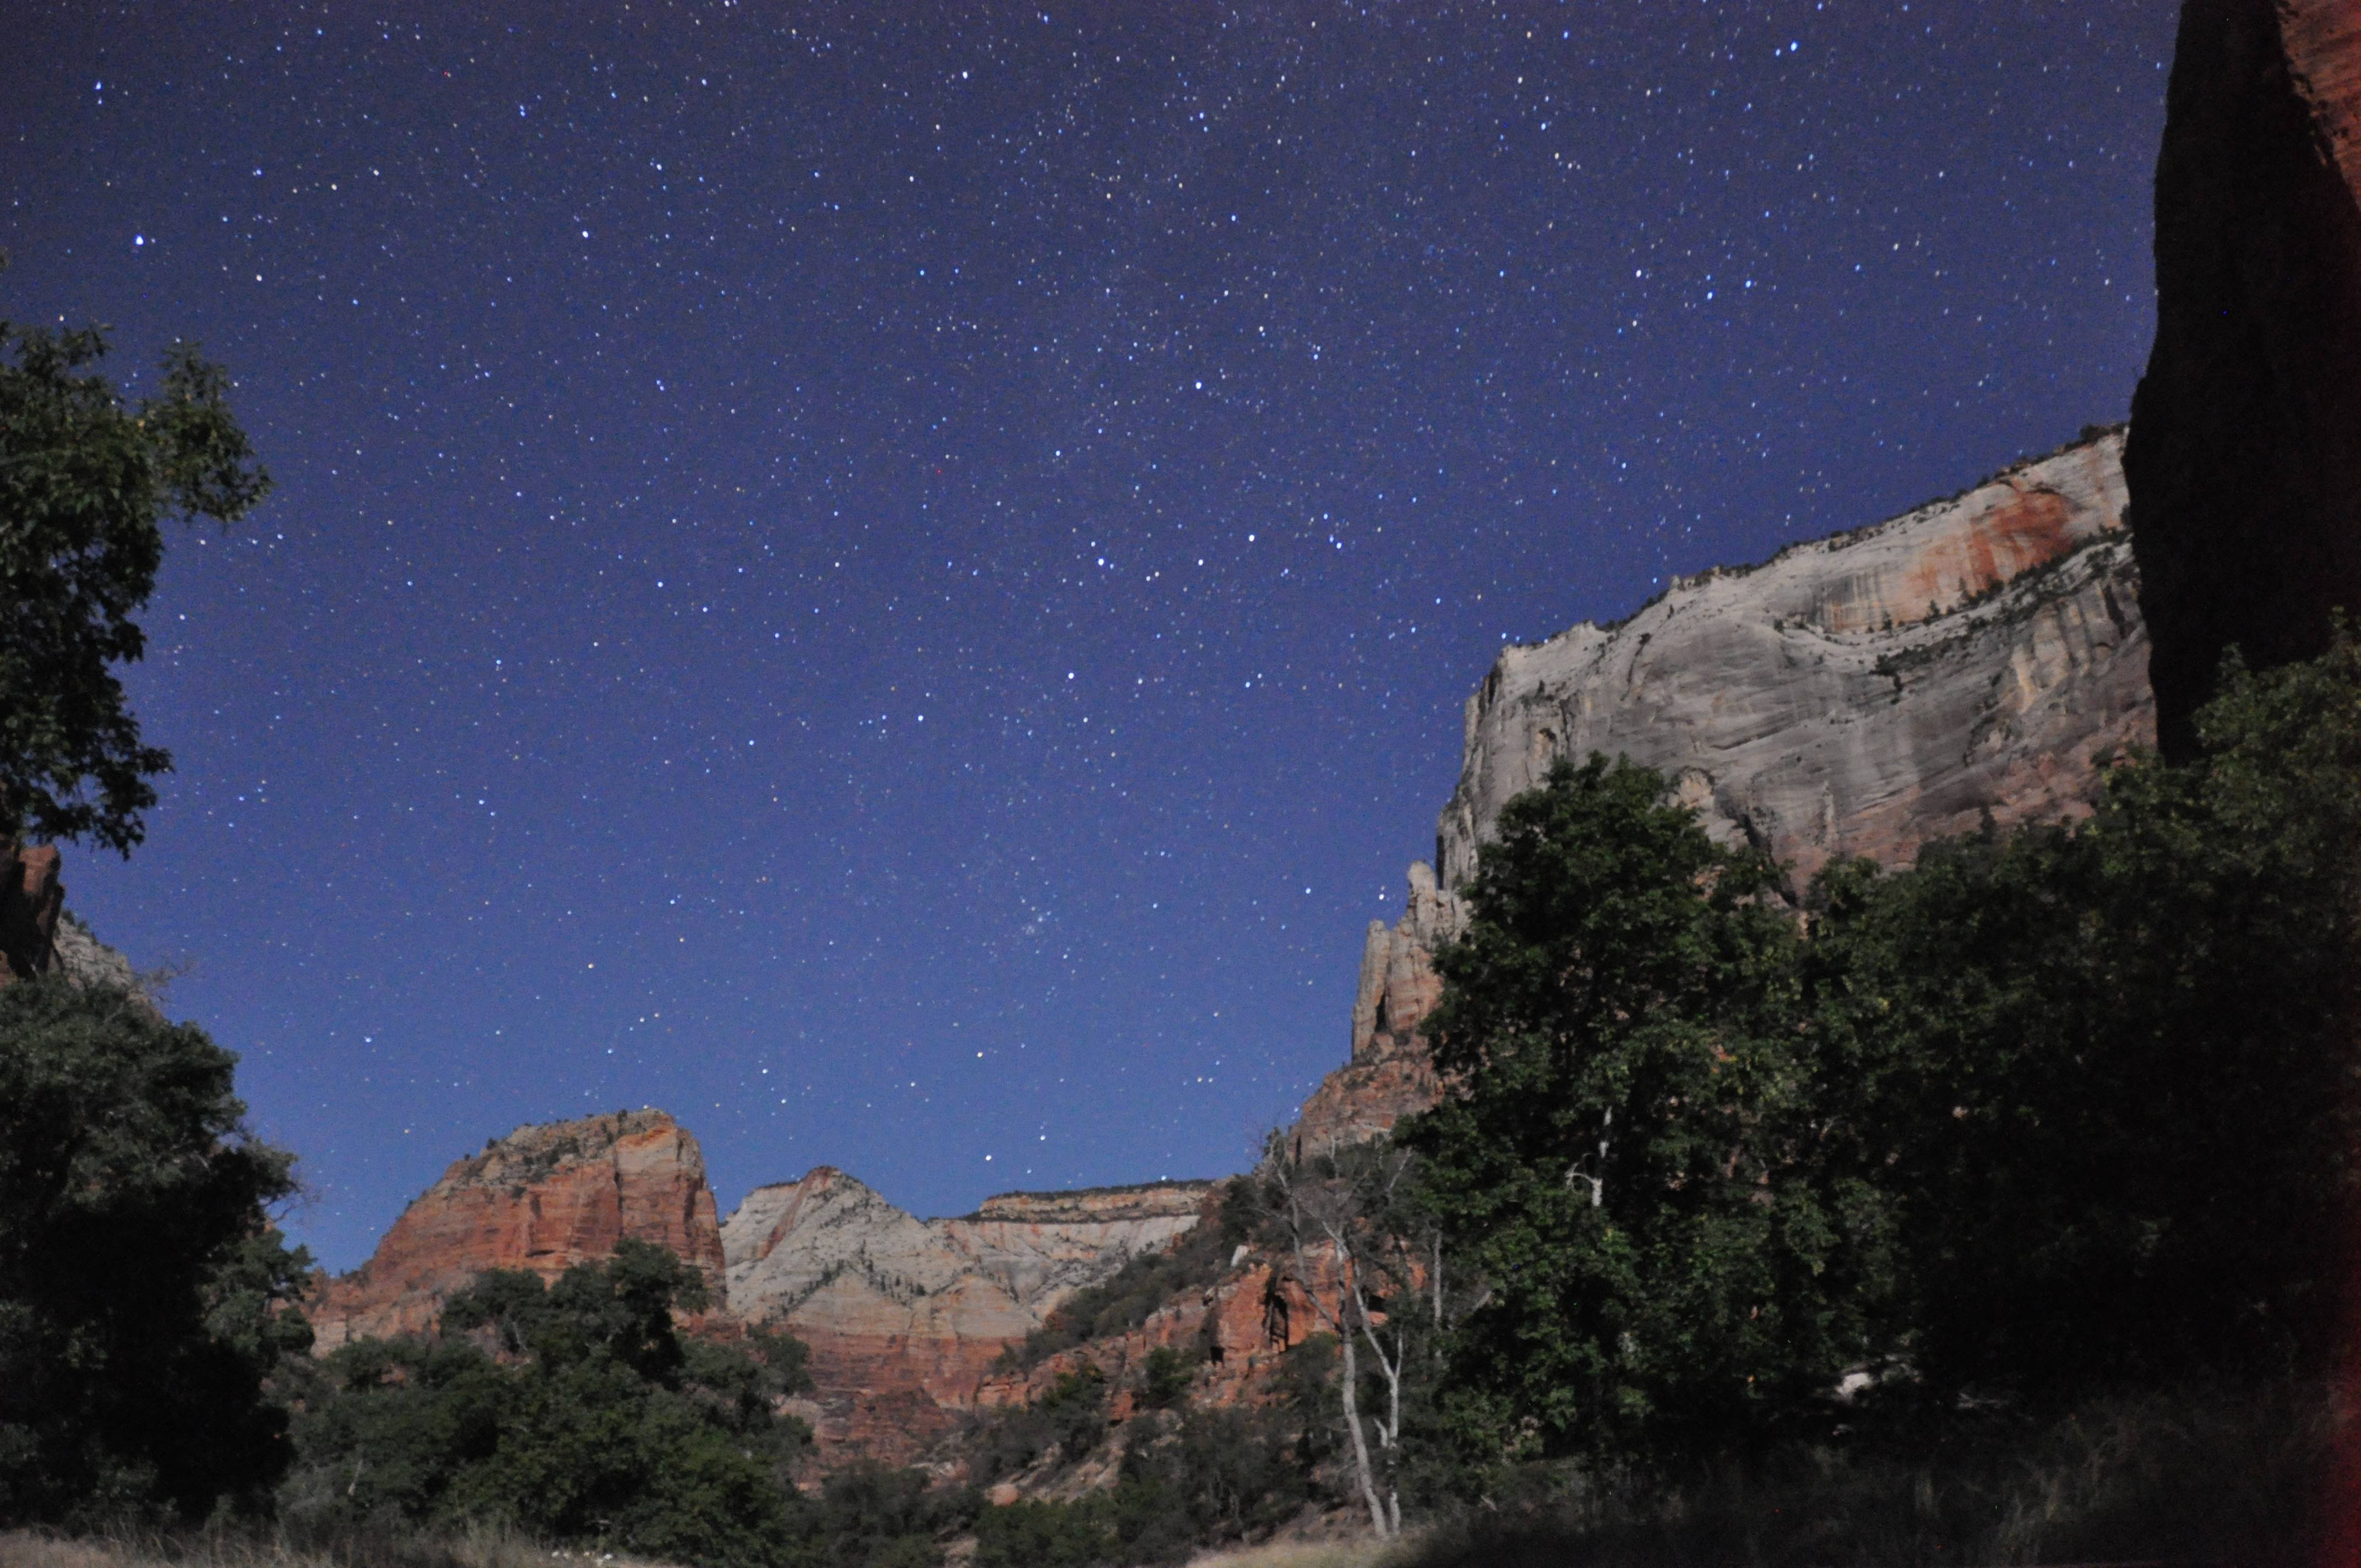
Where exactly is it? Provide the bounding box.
[5,2,2174,1271]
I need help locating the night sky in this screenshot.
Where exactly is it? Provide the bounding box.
[5,2,2175,1271]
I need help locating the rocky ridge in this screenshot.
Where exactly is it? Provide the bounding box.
[723,1167,1211,1462]
[1293,429,2154,1146]
[303,1123,1215,1464]
[311,1109,727,1351]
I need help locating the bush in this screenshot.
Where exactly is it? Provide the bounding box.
[969,1406,1314,1568]
[784,1461,980,1568]
[0,979,311,1525]
[1395,1382,2340,1568]
[283,1242,810,1567]
[971,1498,1115,1568]
[1138,1347,1194,1412]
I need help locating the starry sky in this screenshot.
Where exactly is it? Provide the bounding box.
[4,2,2175,1271]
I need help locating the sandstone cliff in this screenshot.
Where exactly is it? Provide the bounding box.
[722,1168,1211,1463]
[2128,0,2361,756]
[309,1109,726,1351]
[1291,862,1460,1155]
[1296,431,2153,1145]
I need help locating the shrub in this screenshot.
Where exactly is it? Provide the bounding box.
[283,1242,810,1567]
[1138,1348,1195,1412]
[0,979,311,1525]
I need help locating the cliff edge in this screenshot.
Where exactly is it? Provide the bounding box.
[309,1109,727,1351]
[1296,430,2153,1147]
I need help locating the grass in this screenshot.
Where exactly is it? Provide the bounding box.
[1182,1537,1413,1568]
[1394,1381,2342,1568]
[0,1525,678,1568]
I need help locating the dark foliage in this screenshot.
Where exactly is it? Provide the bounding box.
[969,1365,1110,1482]
[285,1242,810,1567]
[969,1406,1313,1568]
[1136,1347,1195,1412]
[1403,640,2361,1492]
[1806,641,2361,1404]
[0,977,311,1523]
[1405,754,1891,1467]
[782,1461,981,1568]
[1395,1382,2339,1568]
[0,300,270,854]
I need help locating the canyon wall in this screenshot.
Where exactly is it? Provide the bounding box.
[2127,0,2361,757]
[723,1168,1211,1463]
[309,1109,727,1351]
[1294,431,2154,1144]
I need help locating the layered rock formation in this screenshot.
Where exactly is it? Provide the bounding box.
[309,1109,726,1351]
[1296,431,2154,1145]
[1438,431,2148,894]
[1292,862,1460,1153]
[2127,0,2361,756]
[972,1251,1331,1495]
[723,1168,1211,1462]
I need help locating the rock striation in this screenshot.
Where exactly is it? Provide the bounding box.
[2127,0,2361,757]
[1296,431,2154,1146]
[722,1168,1211,1463]
[309,1109,726,1351]
[1291,862,1461,1153]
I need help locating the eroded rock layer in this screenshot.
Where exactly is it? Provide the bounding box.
[309,1109,726,1351]
[723,1168,1211,1463]
[1296,431,2154,1145]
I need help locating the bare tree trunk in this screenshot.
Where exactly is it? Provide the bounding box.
[1336,1293,1389,1537]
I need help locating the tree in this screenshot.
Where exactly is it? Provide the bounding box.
[1405,754,1894,1468]
[287,1242,815,1566]
[1,286,270,854]
[1808,639,2361,1402]
[0,976,312,1522]
[1259,1133,1444,1537]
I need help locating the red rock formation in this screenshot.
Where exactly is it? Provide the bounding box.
[0,841,63,983]
[1291,863,1454,1153]
[2127,0,2361,757]
[309,1109,726,1351]
[973,1256,1318,1421]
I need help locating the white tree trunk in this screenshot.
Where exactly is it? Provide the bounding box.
[1336,1304,1390,1537]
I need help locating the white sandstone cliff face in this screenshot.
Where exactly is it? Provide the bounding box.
[1437,430,2149,894]
[1296,431,2153,1145]
[721,1168,1210,1461]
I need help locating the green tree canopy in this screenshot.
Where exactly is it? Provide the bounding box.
[1406,642,2361,1490]
[1,298,269,854]
[1406,754,1891,1467]
[0,976,311,1522]
[289,1241,814,1567]
[1809,640,2361,1401]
